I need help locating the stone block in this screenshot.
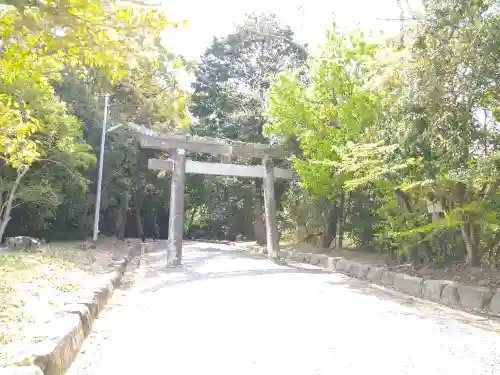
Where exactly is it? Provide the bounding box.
[441,283,460,307]
[6,236,41,252]
[488,293,500,316]
[78,292,100,319]
[298,253,311,263]
[285,252,302,262]
[277,250,289,259]
[99,279,115,302]
[422,280,450,302]
[308,254,320,265]
[148,242,163,253]
[62,304,93,338]
[335,258,349,272]
[109,270,122,288]
[345,262,371,279]
[130,242,141,256]
[381,271,395,287]
[318,254,329,267]
[310,254,329,267]
[327,257,344,270]
[31,314,84,375]
[366,267,384,283]
[114,258,127,274]
[81,288,107,315]
[393,273,423,297]
[456,284,493,310]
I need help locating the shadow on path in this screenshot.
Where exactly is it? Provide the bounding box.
[138,247,331,294]
[326,278,500,330]
[137,245,500,333]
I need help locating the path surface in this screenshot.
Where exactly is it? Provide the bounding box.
[67,242,500,375]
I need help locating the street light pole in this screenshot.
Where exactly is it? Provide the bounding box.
[92,93,110,242]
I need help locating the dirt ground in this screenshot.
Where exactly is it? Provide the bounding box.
[0,237,136,366]
[280,243,500,292]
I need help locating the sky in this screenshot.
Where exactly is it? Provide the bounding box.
[160,0,422,61]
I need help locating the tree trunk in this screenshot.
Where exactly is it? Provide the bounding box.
[322,203,338,248]
[452,182,479,266]
[116,194,129,241]
[134,193,144,240]
[253,179,266,245]
[78,192,92,239]
[114,207,122,239]
[335,191,345,249]
[0,166,28,242]
[0,216,11,244]
[461,219,479,266]
[0,191,4,221]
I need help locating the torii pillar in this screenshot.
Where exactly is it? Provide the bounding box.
[262,157,280,257]
[167,148,186,266]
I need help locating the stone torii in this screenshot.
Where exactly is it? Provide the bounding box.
[131,124,293,265]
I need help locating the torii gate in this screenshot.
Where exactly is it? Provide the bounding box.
[131,125,293,265]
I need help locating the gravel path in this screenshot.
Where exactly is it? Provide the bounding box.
[67,241,500,375]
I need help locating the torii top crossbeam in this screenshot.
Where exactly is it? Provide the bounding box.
[128,123,291,159]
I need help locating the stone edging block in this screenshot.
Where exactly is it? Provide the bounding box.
[246,245,500,320]
[335,258,349,272]
[393,273,423,297]
[489,293,500,316]
[31,314,84,375]
[309,254,329,267]
[381,271,395,287]
[441,283,461,307]
[422,280,450,302]
[366,266,385,283]
[1,246,134,375]
[61,304,92,338]
[345,262,372,279]
[327,257,344,269]
[456,284,493,310]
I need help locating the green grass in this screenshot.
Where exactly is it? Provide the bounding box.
[0,239,131,365]
[0,253,37,346]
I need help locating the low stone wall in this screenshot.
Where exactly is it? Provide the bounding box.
[139,240,162,254]
[248,245,500,318]
[1,242,141,375]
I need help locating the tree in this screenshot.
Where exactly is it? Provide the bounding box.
[54,51,192,241]
[0,0,169,164]
[190,13,307,243]
[0,0,190,241]
[265,22,387,247]
[265,1,500,268]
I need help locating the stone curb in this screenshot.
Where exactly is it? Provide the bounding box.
[247,244,500,319]
[1,242,139,375]
[138,241,163,255]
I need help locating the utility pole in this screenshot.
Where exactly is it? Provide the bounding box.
[92,93,110,242]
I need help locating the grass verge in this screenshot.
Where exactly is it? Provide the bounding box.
[0,237,134,366]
